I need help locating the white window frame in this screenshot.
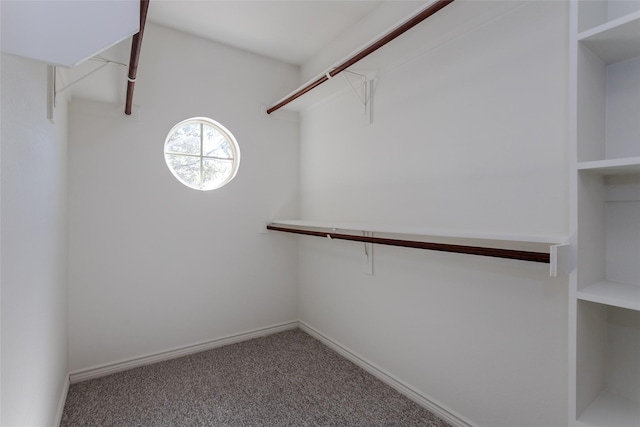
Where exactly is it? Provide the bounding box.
[164,117,240,191]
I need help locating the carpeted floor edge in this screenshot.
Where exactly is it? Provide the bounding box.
[299,321,474,427]
[66,320,472,427]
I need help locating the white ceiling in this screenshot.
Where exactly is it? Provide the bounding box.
[147,0,383,66]
[61,0,417,105]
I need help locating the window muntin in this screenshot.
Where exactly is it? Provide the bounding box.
[164,117,240,191]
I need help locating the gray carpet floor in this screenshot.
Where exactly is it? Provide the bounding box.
[61,328,452,426]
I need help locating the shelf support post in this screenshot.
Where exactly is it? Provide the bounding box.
[363,231,374,275]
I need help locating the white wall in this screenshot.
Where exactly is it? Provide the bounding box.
[67,24,300,373]
[1,54,69,426]
[300,0,425,82]
[298,2,569,426]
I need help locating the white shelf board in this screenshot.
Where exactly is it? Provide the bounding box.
[577,389,640,427]
[578,11,640,65]
[269,220,571,276]
[577,280,640,311]
[578,157,640,175]
[268,219,566,245]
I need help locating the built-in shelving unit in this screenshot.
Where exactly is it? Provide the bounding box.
[267,219,569,276]
[570,1,640,426]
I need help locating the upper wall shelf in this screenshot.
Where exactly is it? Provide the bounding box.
[267,219,570,277]
[267,0,456,114]
[578,11,640,64]
[269,219,566,244]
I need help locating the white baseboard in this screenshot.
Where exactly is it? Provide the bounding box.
[69,321,298,383]
[55,375,70,426]
[298,321,474,427]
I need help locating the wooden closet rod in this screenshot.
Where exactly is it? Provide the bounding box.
[125,0,150,115]
[266,224,551,263]
[266,0,454,114]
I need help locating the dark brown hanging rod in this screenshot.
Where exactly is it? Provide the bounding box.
[266,0,455,114]
[266,224,551,264]
[125,0,150,115]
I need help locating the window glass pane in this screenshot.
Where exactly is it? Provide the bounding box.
[164,117,239,191]
[203,124,232,159]
[165,154,201,189]
[202,158,233,190]
[165,123,200,155]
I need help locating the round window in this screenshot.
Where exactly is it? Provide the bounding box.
[164,117,240,191]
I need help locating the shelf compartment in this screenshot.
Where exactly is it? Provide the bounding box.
[576,302,640,427]
[577,389,640,427]
[578,280,640,311]
[577,0,640,34]
[577,47,640,162]
[578,11,640,64]
[577,176,640,310]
